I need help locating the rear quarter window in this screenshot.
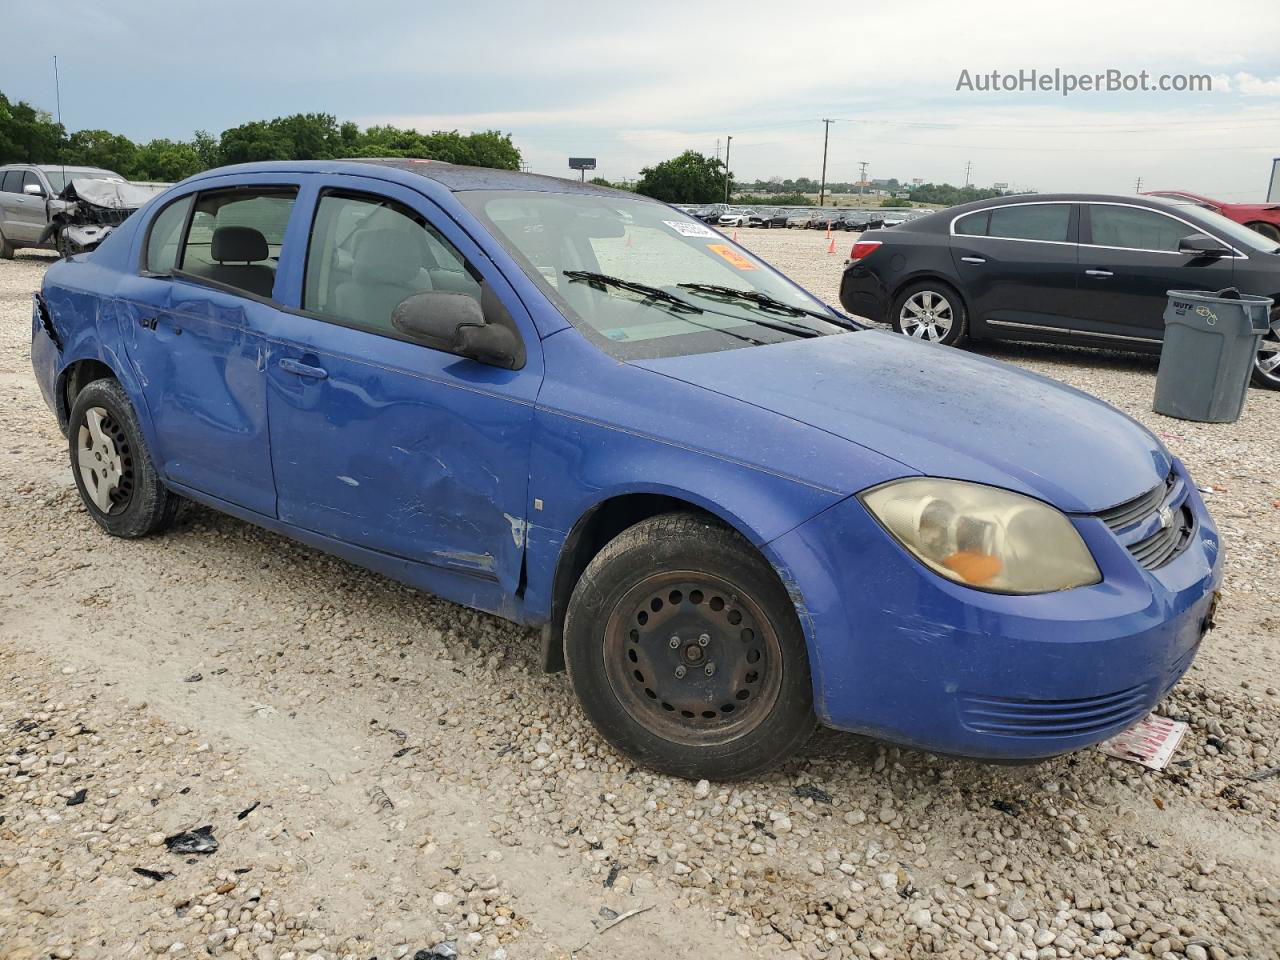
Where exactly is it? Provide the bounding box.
[145,195,194,274]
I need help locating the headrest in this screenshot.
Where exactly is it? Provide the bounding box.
[211,226,268,263]
[352,228,427,285]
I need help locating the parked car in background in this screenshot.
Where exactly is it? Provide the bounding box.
[749,208,790,229]
[806,210,843,231]
[1144,190,1280,244]
[694,204,727,223]
[785,210,815,228]
[718,208,752,227]
[839,192,1280,388]
[31,160,1221,779]
[0,164,140,258]
[839,211,871,232]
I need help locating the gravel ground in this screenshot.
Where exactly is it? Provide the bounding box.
[1,238,1277,960]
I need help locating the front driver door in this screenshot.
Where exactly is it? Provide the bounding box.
[1074,202,1238,343]
[263,177,541,595]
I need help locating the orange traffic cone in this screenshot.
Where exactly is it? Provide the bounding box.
[732,229,739,242]
[827,235,837,254]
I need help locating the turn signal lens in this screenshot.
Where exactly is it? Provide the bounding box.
[860,478,1101,594]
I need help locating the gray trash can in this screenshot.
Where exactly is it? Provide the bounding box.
[1153,288,1273,423]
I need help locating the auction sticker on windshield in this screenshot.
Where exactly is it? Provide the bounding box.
[707,243,759,270]
[663,220,718,238]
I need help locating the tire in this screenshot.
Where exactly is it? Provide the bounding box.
[0,228,14,260]
[68,378,180,537]
[1252,306,1280,390]
[890,280,968,346]
[564,512,815,780]
[1245,221,1280,244]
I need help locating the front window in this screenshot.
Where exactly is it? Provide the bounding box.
[1088,205,1187,252]
[461,190,847,359]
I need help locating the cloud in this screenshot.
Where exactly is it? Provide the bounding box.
[1233,73,1280,96]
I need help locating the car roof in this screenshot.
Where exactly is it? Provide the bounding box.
[32,165,121,175]
[181,158,637,198]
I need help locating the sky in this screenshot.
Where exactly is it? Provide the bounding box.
[5,0,1280,198]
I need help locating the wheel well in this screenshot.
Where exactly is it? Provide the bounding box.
[889,275,969,324]
[541,494,718,672]
[58,359,116,429]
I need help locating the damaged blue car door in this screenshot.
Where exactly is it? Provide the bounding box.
[263,175,540,594]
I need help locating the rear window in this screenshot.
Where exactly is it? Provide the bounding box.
[175,187,298,300]
[987,204,1071,243]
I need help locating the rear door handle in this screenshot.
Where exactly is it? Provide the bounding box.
[1084,269,1114,278]
[960,256,986,264]
[278,358,328,380]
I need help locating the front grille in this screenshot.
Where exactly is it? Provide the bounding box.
[1129,505,1194,569]
[1092,471,1194,570]
[1097,475,1174,531]
[959,685,1151,738]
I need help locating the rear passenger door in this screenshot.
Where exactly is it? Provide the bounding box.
[115,177,304,516]
[262,176,542,597]
[948,202,1080,334]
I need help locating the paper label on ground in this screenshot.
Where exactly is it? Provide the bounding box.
[1099,713,1187,770]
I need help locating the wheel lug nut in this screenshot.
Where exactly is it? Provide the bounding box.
[704,662,716,677]
[668,636,680,649]
[697,633,710,647]
[674,665,686,679]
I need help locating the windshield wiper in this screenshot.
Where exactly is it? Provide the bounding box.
[677,282,855,330]
[563,270,767,345]
[564,271,702,312]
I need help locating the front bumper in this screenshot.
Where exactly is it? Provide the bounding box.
[769,458,1221,759]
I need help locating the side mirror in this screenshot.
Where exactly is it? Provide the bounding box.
[391,291,520,369]
[1178,233,1231,258]
[23,182,45,197]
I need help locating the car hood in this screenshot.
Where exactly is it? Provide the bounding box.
[633,330,1170,513]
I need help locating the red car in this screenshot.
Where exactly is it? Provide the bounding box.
[1144,190,1280,243]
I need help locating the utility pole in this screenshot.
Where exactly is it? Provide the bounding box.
[818,119,833,207]
[724,135,732,204]
[1135,176,1143,193]
[964,160,973,188]
[858,160,869,200]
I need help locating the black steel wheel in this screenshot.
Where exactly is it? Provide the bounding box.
[564,512,815,780]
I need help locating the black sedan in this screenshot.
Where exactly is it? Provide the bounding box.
[749,208,790,228]
[839,193,1280,388]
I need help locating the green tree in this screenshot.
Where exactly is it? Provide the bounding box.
[635,150,730,204]
[218,120,293,164]
[135,138,203,182]
[0,92,65,164]
[63,129,140,177]
[192,130,221,168]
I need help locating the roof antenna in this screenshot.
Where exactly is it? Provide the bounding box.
[53,55,68,197]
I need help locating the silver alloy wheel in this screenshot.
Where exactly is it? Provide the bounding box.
[77,407,127,513]
[1257,316,1280,385]
[900,290,954,341]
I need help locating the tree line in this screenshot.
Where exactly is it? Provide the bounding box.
[0,91,521,182]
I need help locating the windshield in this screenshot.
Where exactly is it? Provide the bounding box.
[44,169,124,192]
[461,190,849,359]
[1151,198,1280,253]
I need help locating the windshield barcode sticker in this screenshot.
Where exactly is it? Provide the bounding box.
[707,244,759,271]
[664,220,718,238]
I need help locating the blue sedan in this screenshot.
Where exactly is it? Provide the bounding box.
[31,159,1221,779]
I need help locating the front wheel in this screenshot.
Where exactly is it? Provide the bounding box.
[1245,221,1280,244]
[1252,307,1280,390]
[890,281,968,346]
[564,513,815,781]
[68,378,180,537]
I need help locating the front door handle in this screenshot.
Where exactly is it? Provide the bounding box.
[960,256,986,264]
[1084,269,1114,278]
[278,358,328,380]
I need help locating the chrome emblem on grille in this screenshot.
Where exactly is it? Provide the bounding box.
[1159,506,1174,529]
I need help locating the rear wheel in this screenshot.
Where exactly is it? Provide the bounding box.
[1245,221,1280,244]
[1252,306,1280,390]
[564,512,815,780]
[890,281,968,346]
[68,378,180,537]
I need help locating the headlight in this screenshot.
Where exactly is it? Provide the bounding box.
[860,478,1101,594]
